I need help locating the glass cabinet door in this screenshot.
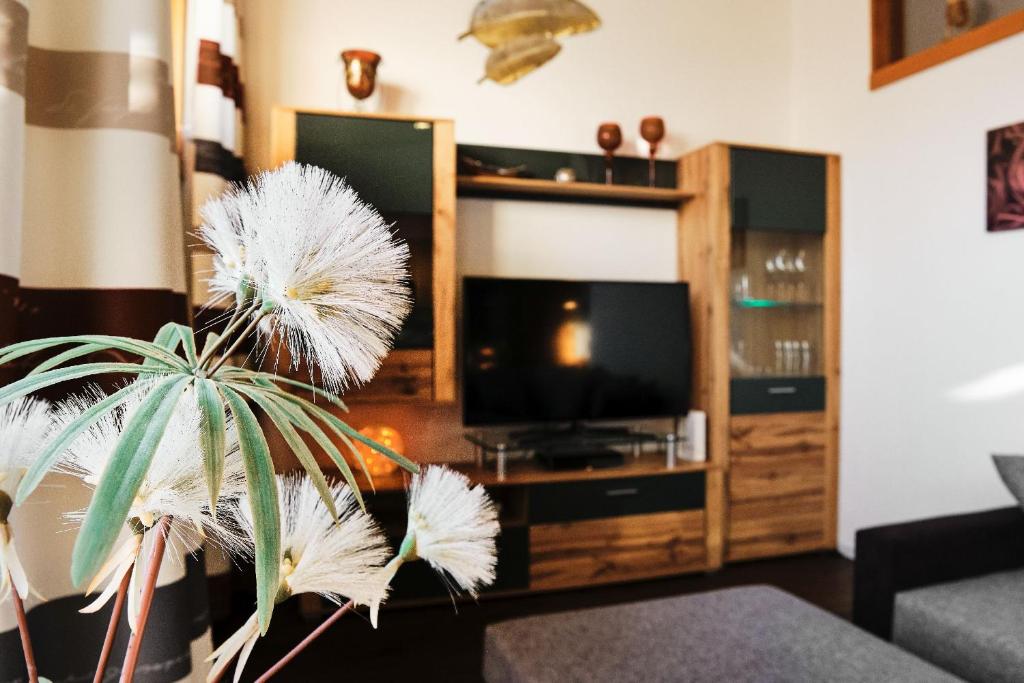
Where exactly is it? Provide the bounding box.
[729,229,823,379]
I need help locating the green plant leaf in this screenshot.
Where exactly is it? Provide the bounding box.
[70,375,191,588]
[217,367,347,411]
[26,343,106,376]
[286,391,418,474]
[245,389,339,521]
[0,362,164,408]
[224,382,368,505]
[221,385,280,635]
[173,325,198,367]
[0,335,189,371]
[195,378,226,514]
[201,332,221,360]
[16,382,141,504]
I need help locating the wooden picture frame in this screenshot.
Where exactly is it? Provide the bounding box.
[871,0,1024,89]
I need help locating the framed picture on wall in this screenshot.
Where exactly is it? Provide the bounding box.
[988,121,1024,233]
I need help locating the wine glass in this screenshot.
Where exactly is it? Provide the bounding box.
[597,123,622,184]
[639,116,665,187]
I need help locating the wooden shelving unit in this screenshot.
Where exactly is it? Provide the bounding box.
[457,175,694,208]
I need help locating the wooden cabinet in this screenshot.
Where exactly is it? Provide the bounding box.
[679,143,840,563]
[270,107,456,402]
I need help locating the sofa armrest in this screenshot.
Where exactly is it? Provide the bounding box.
[853,506,1024,640]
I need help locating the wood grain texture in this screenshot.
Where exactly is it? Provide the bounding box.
[729,451,825,502]
[529,510,707,590]
[457,175,693,205]
[432,120,457,403]
[823,155,842,547]
[729,412,826,455]
[269,106,296,168]
[270,106,453,125]
[344,349,433,403]
[871,4,1024,89]
[704,466,725,570]
[727,492,826,561]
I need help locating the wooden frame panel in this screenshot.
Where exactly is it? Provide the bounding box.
[871,1,1024,89]
[678,144,731,570]
[823,155,842,547]
[529,510,707,590]
[269,106,456,403]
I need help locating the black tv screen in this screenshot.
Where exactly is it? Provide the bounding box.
[462,277,692,426]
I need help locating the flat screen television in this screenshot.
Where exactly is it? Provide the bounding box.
[462,277,692,426]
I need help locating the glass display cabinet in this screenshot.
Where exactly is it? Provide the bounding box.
[679,143,839,564]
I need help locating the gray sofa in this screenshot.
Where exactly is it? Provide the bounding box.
[855,506,1024,683]
[484,585,961,682]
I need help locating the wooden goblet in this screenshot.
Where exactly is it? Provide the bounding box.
[640,116,665,187]
[597,122,622,185]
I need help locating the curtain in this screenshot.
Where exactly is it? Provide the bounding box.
[0,2,211,682]
[182,0,246,315]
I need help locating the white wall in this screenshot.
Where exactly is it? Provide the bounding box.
[790,1,1024,555]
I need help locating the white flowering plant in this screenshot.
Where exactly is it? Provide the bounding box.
[0,163,499,683]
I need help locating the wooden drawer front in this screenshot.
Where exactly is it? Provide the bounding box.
[730,412,826,456]
[530,510,706,590]
[727,493,825,561]
[347,349,433,401]
[527,472,705,525]
[729,451,825,502]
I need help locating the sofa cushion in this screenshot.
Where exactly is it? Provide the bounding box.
[484,585,962,683]
[894,568,1024,683]
[993,454,1024,508]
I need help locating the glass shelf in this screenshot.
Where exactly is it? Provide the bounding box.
[731,298,823,310]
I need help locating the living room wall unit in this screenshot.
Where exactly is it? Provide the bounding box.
[678,143,841,562]
[270,107,456,403]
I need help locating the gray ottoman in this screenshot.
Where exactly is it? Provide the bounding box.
[484,585,962,682]
[894,568,1024,683]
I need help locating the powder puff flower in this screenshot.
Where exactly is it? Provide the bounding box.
[198,187,257,305]
[208,473,390,683]
[370,466,499,627]
[0,397,50,601]
[198,162,412,392]
[54,385,249,628]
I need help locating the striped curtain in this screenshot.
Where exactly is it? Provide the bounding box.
[0,2,211,682]
[182,0,246,313]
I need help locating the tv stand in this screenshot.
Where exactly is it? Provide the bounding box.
[535,447,624,471]
[509,423,634,446]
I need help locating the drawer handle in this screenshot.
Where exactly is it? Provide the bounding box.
[605,487,639,497]
[767,386,798,395]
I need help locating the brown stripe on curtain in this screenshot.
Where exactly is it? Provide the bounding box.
[0,0,28,95]
[25,46,176,146]
[197,39,243,109]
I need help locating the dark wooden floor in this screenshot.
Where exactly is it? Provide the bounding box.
[216,551,852,682]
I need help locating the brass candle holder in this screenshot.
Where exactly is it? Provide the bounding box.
[341,49,381,101]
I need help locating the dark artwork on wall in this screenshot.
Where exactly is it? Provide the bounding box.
[988,121,1024,232]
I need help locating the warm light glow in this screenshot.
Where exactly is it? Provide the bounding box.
[355,425,406,476]
[553,320,591,367]
[562,299,578,311]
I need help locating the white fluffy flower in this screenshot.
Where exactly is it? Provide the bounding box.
[54,385,249,625]
[370,466,499,627]
[208,473,390,683]
[198,162,412,392]
[0,397,50,601]
[198,188,255,303]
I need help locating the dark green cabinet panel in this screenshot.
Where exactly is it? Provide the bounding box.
[730,148,826,233]
[295,114,433,215]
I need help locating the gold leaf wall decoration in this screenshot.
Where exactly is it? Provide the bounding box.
[480,35,562,85]
[460,0,601,85]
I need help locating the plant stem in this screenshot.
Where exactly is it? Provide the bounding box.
[206,312,267,377]
[9,569,38,683]
[93,566,132,683]
[119,516,172,683]
[197,300,261,369]
[253,600,353,683]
